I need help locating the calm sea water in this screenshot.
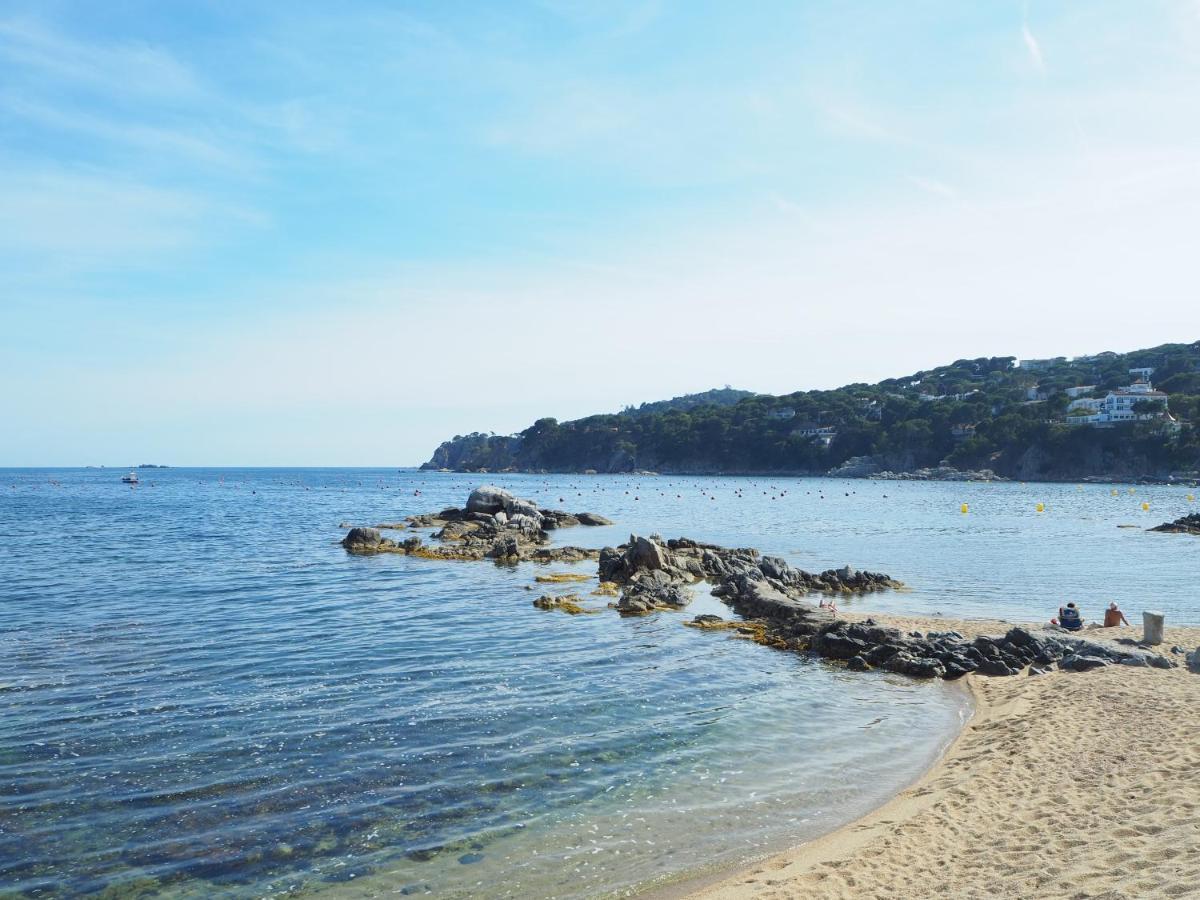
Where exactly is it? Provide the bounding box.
[2,468,1194,899]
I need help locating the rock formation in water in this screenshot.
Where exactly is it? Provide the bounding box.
[1149,513,1200,535]
[341,485,610,564]
[341,486,1179,680]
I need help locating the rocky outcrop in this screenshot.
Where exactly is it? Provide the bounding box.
[596,533,902,617]
[342,527,391,553]
[407,488,612,537]
[701,592,1177,679]
[872,466,1006,482]
[576,512,614,526]
[1150,513,1200,535]
[343,488,599,564]
[466,485,515,515]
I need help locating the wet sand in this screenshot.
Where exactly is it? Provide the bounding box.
[676,613,1200,900]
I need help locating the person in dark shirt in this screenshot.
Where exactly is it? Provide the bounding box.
[1058,602,1083,631]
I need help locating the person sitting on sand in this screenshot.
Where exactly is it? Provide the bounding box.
[1058,602,1084,631]
[1103,602,1130,627]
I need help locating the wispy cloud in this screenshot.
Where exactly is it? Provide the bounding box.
[906,175,957,199]
[0,16,203,101]
[1022,4,1046,73]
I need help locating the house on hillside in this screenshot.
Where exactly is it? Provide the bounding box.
[1066,378,1172,426]
[1064,385,1096,398]
[1019,357,1066,372]
[1129,366,1155,381]
[793,424,837,446]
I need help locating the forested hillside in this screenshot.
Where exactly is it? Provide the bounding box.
[422,342,1200,481]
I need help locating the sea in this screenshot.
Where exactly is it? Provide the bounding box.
[2,468,1197,899]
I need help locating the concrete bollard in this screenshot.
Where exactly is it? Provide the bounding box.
[1142,610,1165,646]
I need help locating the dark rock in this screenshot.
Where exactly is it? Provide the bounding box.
[539,510,580,529]
[846,655,871,671]
[1060,654,1111,672]
[576,512,615,526]
[864,643,905,666]
[1149,513,1200,535]
[883,652,946,678]
[976,658,1017,677]
[503,497,542,521]
[488,536,520,560]
[343,526,382,549]
[813,631,871,660]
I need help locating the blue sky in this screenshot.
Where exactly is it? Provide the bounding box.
[3,1,1199,465]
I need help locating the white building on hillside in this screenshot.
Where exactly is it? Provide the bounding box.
[1066,379,1171,426]
[793,425,837,446]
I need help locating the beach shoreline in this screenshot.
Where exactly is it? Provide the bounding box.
[644,612,1200,900]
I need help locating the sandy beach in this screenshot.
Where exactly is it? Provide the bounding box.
[680,613,1200,900]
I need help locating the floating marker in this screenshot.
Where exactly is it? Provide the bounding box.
[1111,489,1118,497]
[1128,488,1136,494]
[961,503,969,514]
[1142,501,1150,511]
[1036,502,1045,513]
[1188,494,1196,502]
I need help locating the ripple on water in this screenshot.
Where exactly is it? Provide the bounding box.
[0,468,994,897]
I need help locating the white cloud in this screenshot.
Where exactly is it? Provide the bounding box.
[0,16,203,101]
[1022,21,1046,73]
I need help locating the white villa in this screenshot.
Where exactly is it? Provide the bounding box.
[793,425,837,446]
[1066,379,1171,426]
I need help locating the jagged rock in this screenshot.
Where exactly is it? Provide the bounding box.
[1060,654,1111,672]
[540,510,580,529]
[489,536,521,561]
[576,512,614,526]
[692,614,724,626]
[503,497,542,521]
[466,485,515,515]
[883,652,946,678]
[846,655,871,671]
[1150,513,1200,535]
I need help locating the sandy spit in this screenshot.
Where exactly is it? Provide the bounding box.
[672,613,1200,900]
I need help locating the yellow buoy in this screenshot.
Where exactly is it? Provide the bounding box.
[1111,489,1118,497]
[961,503,969,514]
[1128,487,1136,494]
[1189,494,1196,502]
[1142,501,1150,511]
[1036,502,1045,513]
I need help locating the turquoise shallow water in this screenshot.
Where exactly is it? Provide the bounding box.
[4,468,1194,898]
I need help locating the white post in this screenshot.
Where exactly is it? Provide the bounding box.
[1142,610,1165,646]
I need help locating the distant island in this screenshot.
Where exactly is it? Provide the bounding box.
[422,341,1200,482]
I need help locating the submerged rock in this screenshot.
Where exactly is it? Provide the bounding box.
[576,512,614,526]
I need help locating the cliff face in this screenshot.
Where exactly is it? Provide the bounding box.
[421,433,522,471]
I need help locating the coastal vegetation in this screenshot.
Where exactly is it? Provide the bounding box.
[423,341,1200,481]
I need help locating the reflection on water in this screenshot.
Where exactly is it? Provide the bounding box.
[20,467,1194,896]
